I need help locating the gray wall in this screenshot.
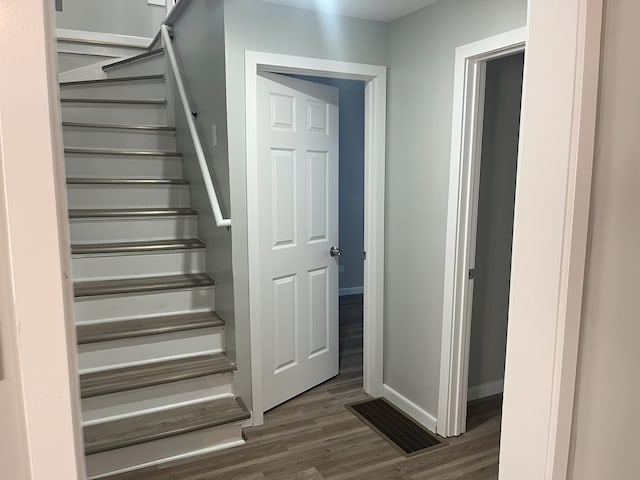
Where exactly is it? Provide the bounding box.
[569,0,640,477]
[385,0,528,416]
[468,53,523,389]
[223,0,388,407]
[292,75,366,293]
[171,0,236,368]
[56,0,165,37]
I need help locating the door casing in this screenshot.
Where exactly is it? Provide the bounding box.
[245,51,387,426]
[439,27,527,438]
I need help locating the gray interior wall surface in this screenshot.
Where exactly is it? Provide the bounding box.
[468,53,523,389]
[171,0,236,372]
[55,0,165,37]
[569,0,640,477]
[223,0,388,409]
[292,75,366,292]
[385,0,528,416]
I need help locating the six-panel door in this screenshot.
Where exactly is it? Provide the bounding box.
[257,72,339,411]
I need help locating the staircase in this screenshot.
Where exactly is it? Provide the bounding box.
[61,47,248,479]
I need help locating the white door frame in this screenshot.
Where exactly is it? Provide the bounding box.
[438,27,527,438]
[245,51,387,426]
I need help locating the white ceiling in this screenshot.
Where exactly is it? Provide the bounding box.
[257,0,442,22]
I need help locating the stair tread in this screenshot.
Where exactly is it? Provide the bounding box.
[84,396,248,455]
[69,207,197,219]
[67,178,188,185]
[80,352,235,399]
[103,48,164,71]
[65,147,181,157]
[62,122,175,131]
[74,273,214,297]
[78,311,223,345]
[72,239,205,255]
[61,98,166,105]
[60,74,165,87]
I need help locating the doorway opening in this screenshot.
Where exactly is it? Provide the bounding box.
[467,51,524,422]
[438,28,527,438]
[245,52,387,426]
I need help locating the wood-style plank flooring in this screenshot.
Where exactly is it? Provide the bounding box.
[108,295,502,480]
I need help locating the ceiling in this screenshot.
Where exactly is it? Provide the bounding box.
[257,0,442,22]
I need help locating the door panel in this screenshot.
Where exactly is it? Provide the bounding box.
[258,72,339,411]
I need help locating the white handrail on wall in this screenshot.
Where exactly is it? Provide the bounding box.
[160,24,231,228]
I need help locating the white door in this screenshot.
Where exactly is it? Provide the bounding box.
[257,72,340,411]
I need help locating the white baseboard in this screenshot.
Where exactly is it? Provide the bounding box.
[467,379,504,401]
[56,29,152,49]
[382,384,437,432]
[339,286,363,296]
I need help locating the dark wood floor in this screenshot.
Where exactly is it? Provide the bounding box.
[110,295,502,480]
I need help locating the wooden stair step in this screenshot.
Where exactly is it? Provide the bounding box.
[102,48,164,71]
[69,208,197,219]
[74,273,214,297]
[72,239,205,255]
[60,98,166,105]
[62,122,175,131]
[80,352,236,398]
[84,396,249,455]
[59,74,165,87]
[65,147,181,157]
[67,178,188,185]
[77,311,223,345]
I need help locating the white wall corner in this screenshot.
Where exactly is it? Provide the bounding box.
[467,379,504,402]
[382,384,438,432]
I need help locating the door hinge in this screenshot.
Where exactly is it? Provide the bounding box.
[363,251,367,261]
[469,268,475,280]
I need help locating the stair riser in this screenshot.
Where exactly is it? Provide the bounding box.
[67,184,190,209]
[63,127,176,151]
[72,250,206,281]
[59,60,112,84]
[85,423,244,479]
[105,55,165,79]
[70,216,198,244]
[78,327,224,373]
[61,103,167,125]
[61,80,166,101]
[65,154,183,179]
[58,52,116,74]
[82,374,234,426]
[74,286,215,324]
[57,41,146,59]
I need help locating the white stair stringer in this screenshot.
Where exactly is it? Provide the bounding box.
[85,423,245,480]
[77,326,225,373]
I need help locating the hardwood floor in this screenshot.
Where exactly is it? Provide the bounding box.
[108,295,502,480]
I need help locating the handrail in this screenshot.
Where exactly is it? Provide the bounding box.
[160,25,231,228]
